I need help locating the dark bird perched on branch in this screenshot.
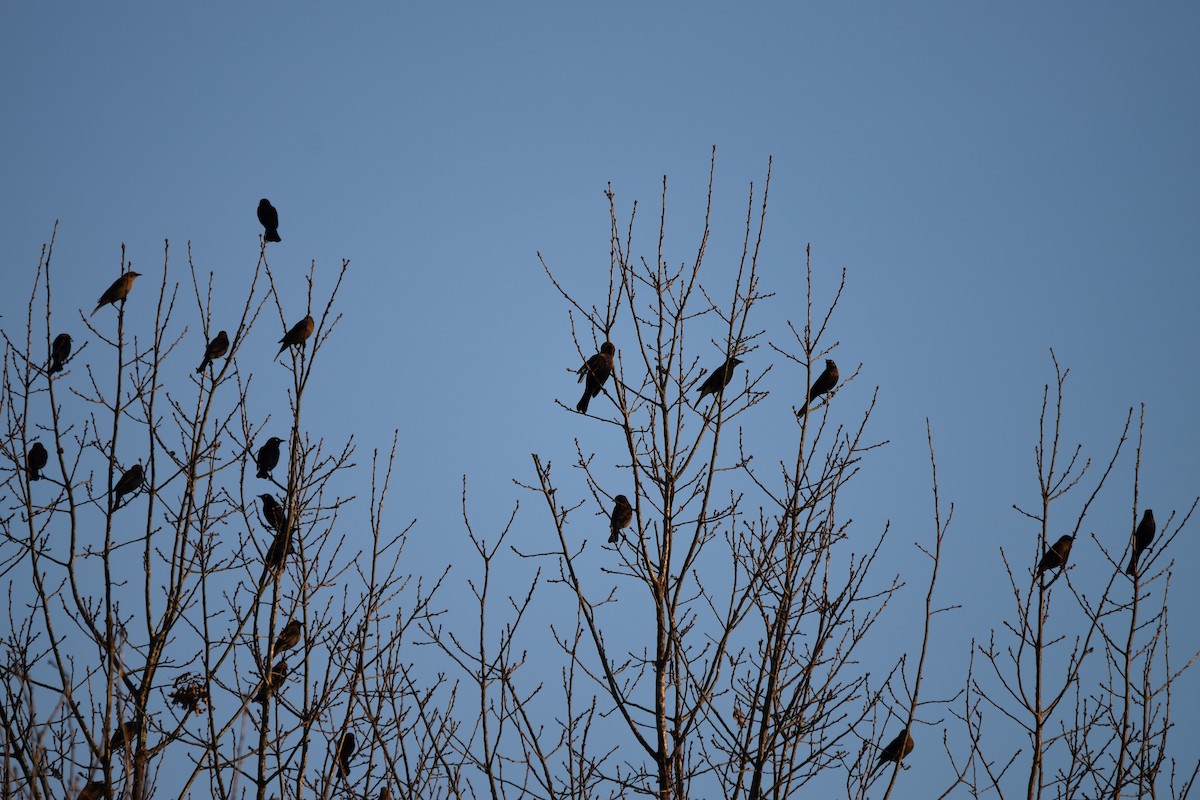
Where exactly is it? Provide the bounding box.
[335,732,357,778]
[49,333,72,374]
[256,437,285,479]
[259,494,289,535]
[258,198,282,242]
[696,357,743,401]
[1126,509,1156,576]
[27,443,48,481]
[107,718,141,754]
[263,529,293,577]
[609,494,633,544]
[92,272,141,315]
[874,728,914,771]
[798,359,838,417]
[273,620,303,655]
[256,660,288,703]
[277,315,314,358]
[1037,535,1074,575]
[196,330,229,373]
[576,341,615,414]
[111,463,144,511]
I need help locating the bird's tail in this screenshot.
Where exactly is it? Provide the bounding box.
[1126,553,1139,576]
[276,343,288,358]
[266,230,282,243]
[257,467,270,479]
[576,388,592,414]
[195,358,209,374]
[28,467,39,481]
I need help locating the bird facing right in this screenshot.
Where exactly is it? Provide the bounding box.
[1036,535,1073,575]
[696,356,743,400]
[1126,509,1155,576]
[92,272,142,316]
[876,728,914,767]
[196,330,230,373]
[256,437,285,479]
[273,619,303,655]
[798,359,838,416]
[277,315,314,357]
[576,341,615,414]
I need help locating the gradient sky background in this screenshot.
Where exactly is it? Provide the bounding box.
[3,3,1198,795]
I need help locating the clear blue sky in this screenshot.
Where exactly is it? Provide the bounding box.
[3,3,1198,794]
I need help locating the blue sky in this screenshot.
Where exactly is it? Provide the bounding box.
[3,3,1198,793]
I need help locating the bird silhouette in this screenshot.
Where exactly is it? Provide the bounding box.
[92,272,141,315]
[576,341,615,413]
[256,660,288,703]
[108,718,141,754]
[49,333,72,375]
[798,359,838,416]
[277,315,314,357]
[875,728,914,770]
[1037,535,1073,575]
[697,357,743,400]
[259,494,289,535]
[273,620,303,655]
[111,463,144,511]
[258,199,282,242]
[336,732,357,778]
[1126,509,1156,576]
[609,494,633,544]
[27,443,48,481]
[196,330,229,373]
[256,437,285,479]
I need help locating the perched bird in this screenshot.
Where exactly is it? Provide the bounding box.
[798,359,839,416]
[273,619,303,655]
[696,357,743,401]
[277,315,314,358]
[576,341,616,414]
[258,199,282,243]
[92,272,141,315]
[875,728,914,768]
[108,718,141,754]
[27,442,48,481]
[111,463,144,511]
[256,659,289,703]
[1037,535,1074,575]
[256,437,285,479]
[49,332,72,375]
[79,779,110,800]
[196,330,229,373]
[259,494,289,535]
[1126,509,1156,576]
[335,732,357,778]
[264,529,293,575]
[609,494,633,544]
[379,787,392,800]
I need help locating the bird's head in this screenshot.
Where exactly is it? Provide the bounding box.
[600,341,615,356]
[269,437,284,446]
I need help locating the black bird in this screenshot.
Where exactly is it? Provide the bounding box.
[111,463,144,511]
[263,529,293,577]
[798,359,839,416]
[576,341,615,414]
[277,315,314,357]
[196,330,229,373]
[336,732,357,778]
[876,728,914,768]
[1037,535,1074,575]
[49,333,72,375]
[259,494,289,535]
[108,718,141,754]
[1126,509,1156,576]
[256,660,288,703]
[609,494,633,544]
[696,357,743,400]
[27,442,48,481]
[258,199,282,242]
[92,272,141,315]
[273,620,303,655]
[256,437,285,479]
